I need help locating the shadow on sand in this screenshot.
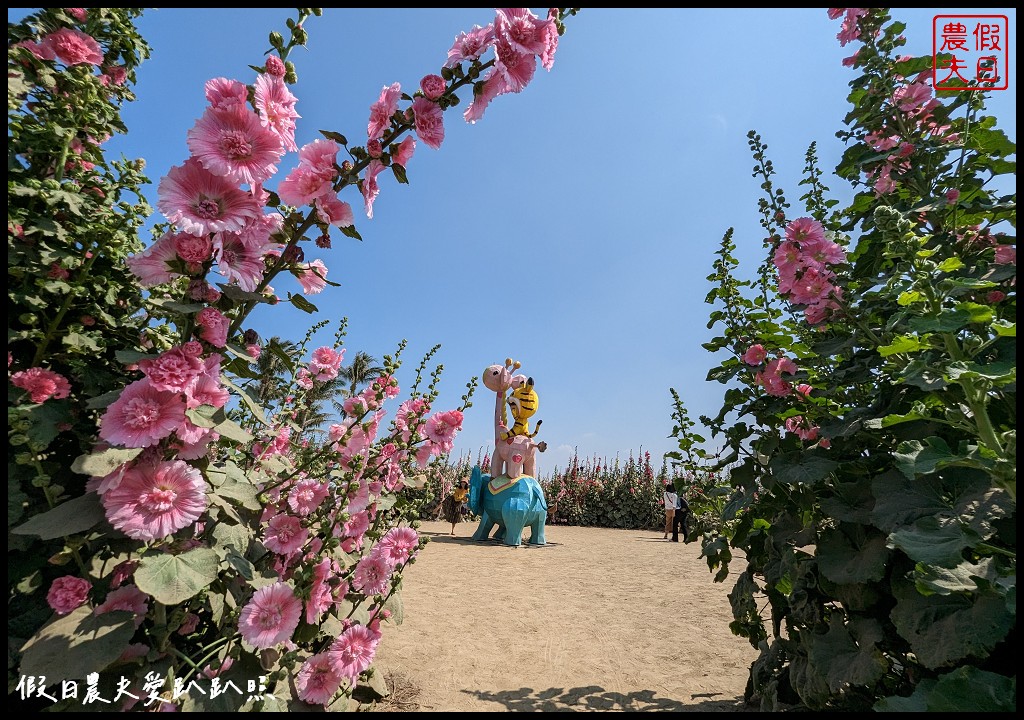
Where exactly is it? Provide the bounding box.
[420,530,562,549]
[460,685,754,712]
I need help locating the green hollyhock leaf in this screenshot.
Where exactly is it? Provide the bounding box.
[135,548,219,605]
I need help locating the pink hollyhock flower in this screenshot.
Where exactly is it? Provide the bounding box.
[802,235,847,268]
[376,526,419,566]
[157,158,261,236]
[47,575,91,615]
[796,383,814,398]
[352,551,392,596]
[994,245,1015,265]
[174,233,214,264]
[411,97,445,150]
[893,80,933,114]
[201,656,235,680]
[213,232,268,292]
[785,416,821,442]
[785,217,826,245]
[945,189,960,203]
[842,48,861,67]
[126,232,182,287]
[343,510,370,540]
[101,63,127,86]
[195,307,229,347]
[11,367,72,403]
[742,344,767,366]
[298,139,340,180]
[95,584,149,627]
[15,39,56,61]
[493,37,536,93]
[254,74,300,152]
[265,55,286,78]
[237,582,302,649]
[539,8,559,70]
[246,343,262,359]
[42,27,103,66]
[101,459,209,540]
[420,74,446,101]
[827,8,844,20]
[186,377,228,413]
[315,194,354,228]
[986,290,1006,303]
[464,71,507,124]
[329,623,380,684]
[424,409,463,450]
[177,612,200,635]
[495,7,548,56]
[367,83,401,142]
[296,652,343,705]
[297,259,329,294]
[305,558,337,624]
[276,165,333,207]
[99,378,185,448]
[361,160,386,218]
[139,347,204,394]
[445,24,495,68]
[264,514,309,555]
[392,136,416,168]
[288,478,329,516]
[310,346,344,381]
[837,8,868,46]
[187,105,285,186]
[204,77,248,111]
[295,369,314,391]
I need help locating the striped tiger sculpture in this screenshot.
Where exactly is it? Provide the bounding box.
[482,358,547,479]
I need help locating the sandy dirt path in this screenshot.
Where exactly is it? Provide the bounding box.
[372,520,760,712]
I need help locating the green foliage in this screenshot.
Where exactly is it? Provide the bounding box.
[669,8,1015,712]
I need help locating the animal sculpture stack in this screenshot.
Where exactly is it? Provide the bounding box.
[468,358,549,546]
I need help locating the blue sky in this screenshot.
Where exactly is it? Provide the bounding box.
[10,8,1018,475]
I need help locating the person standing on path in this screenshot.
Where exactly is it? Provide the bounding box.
[671,488,691,543]
[662,479,677,540]
[441,479,470,536]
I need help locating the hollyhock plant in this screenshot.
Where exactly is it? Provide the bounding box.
[254,73,300,152]
[392,136,416,168]
[420,73,446,101]
[101,459,209,541]
[196,307,230,347]
[295,652,344,705]
[47,575,92,615]
[361,159,386,218]
[95,585,149,627]
[296,259,329,294]
[138,347,204,393]
[126,231,181,286]
[99,378,186,448]
[445,24,494,67]
[742,344,767,366]
[351,550,393,596]
[41,27,104,66]
[367,82,401,141]
[238,582,302,649]
[205,77,248,110]
[411,96,445,150]
[263,514,309,555]
[11,367,72,403]
[376,526,420,566]
[329,623,380,685]
[288,478,330,516]
[157,158,262,235]
[186,104,285,186]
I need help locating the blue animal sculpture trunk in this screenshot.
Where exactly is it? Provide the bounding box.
[468,465,547,546]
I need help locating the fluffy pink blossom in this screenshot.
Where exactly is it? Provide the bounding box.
[187,105,284,186]
[309,346,344,381]
[195,307,229,347]
[173,233,213,264]
[801,235,847,268]
[994,245,1015,265]
[376,526,419,566]
[95,584,149,627]
[99,379,185,448]
[297,259,329,294]
[837,8,869,46]
[464,71,507,124]
[288,478,329,516]
[539,8,559,70]
[47,575,91,615]
[246,343,262,360]
[204,77,248,110]
[15,39,56,61]
[237,582,302,649]
[392,136,416,168]
[755,356,799,397]
[186,373,229,410]
[42,27,103,66]
[352,551,393,597]
[411,96,445,150]
[264,514,309,555]
[66,8,88,21]
[945,189,960,204]
[213,231,269,292]
[343,510,370,540]
[101,459,209,540]
[157,158,261,236]
[254,74,300,152]
[424,409,463,452]
[298,139,340,179]
[367,83,401,142]
[276,166,333,207]
[329,623,380,684]
[742,344,767,366]
[139,347,204,394]
[493,37,536,93]
[420,74,446,101]
[296,652,343,705]
[361,160,386,218]
[264,55,286,78]
[11,367,71,403]
[315,194,354,228]
[785,416,821,442]
[495,7,548,56]
[785,217,826,245]
[445,24,495,68]
[126,232,182,287]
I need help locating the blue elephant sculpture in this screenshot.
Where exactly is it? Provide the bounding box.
[467,465,547,546]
